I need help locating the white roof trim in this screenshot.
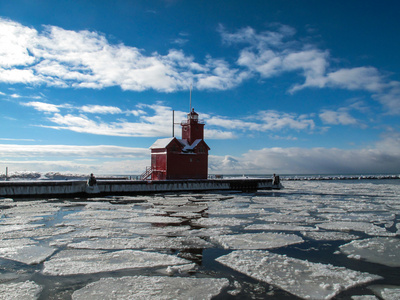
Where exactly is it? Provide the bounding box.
[150,137,176,149]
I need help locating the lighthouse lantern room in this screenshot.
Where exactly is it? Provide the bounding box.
[148,108,210,180]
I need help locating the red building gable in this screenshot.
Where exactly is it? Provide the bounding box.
[148,109,210,180]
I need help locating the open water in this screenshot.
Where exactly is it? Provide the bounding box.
[0,178,399,299]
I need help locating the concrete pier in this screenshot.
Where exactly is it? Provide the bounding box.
[0,178,282,198]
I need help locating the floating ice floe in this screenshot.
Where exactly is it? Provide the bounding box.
[187,227,232,237]
[64,209,139,220]
[71,276,229,300]
[162,204,208,214]
[301,231,360,241]
[339,237,400,267]
[317,221,394,236]
[130,216,184,224]
[191,217,252,227]
[369,285,400,300]
[257,214,318,224]
[216,250,382,300]
[245,224,317,231]
[42,249,190,276]
[0,244,56,265]
[68,236,212,250]
[0,226,75,240]
[0,238,56,265]
[0,280,42,299]
[350,295,378,300]
[128,225,192,236]
[0,224,43,234]
[211,232,303,250]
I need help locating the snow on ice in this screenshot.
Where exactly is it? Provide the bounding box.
[42,249,191,276]
[0,280,42,300]
[301,231,360,241]
[316,221,394,236]
[211,232,304,250]
[369,285,400,300]
[72,276,229,300]
[68,236,212,250]
[340,237,400,267]
[216,250,382,300]
[0,244,55,265]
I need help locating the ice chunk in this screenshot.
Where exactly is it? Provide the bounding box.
[42,249,190,276]
[161,263,197,275]
[64,209,139,220]
[0,226,75,240]
[351,295,378,300]
[72,276,229,300]
[245,224,317,231]
[162,204,208,214]
[317,221,394,236]
[191,217,252,227]
[369,285,400,300]
[0,239,55,265]
[257,213,317,224]
[216,250,381,300]
[130,216,184,224]
[301,231,360,241]
[0,280,42,299]
[0,224,43,234]
[340,237,400,267]
[68,236,212,250]
[211,232,303,249]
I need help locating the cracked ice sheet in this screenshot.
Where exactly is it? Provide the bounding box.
[257,214,318,224]
[64,210,139,220]
[301,231,360,241]
[216,250,382,300]
[340,237,400,267]
[72,276,229,300]
[369,285,400,300]
[0,224,43,234]
[0,226,75,240]
[211,232,303,250]
[0,243,56,265]
[0,280,42,300]
[245,224,317,231]
[42,249,190,276]
[317,221,395,236]
[318,213,395,226]
[191,217,252,227]
[68,236,212,250]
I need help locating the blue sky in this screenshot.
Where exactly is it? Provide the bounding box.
[1,0,399,175]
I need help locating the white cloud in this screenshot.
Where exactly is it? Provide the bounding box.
[80,105,122,114]
[0,144,149,158]
[325,67,387,92]
[206,110,315,133]
[319,109,359,126]
[0,18,244,92]
[21,101,60,113]
[209,140,400,175]
[257,111,315,131]
[221,26,400,113]
[22,98,317,138]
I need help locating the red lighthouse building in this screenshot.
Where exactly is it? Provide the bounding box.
[148,109,210,180]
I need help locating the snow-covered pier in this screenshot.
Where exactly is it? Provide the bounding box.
[0,178,282,198]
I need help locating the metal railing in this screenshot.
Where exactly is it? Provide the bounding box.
[140,166,153,180]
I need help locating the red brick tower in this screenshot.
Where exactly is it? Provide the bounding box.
[181,108,205,144]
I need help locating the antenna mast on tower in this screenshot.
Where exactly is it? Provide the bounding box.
[189,83,192,112]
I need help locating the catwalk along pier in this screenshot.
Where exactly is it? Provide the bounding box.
[0,177,282,198]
